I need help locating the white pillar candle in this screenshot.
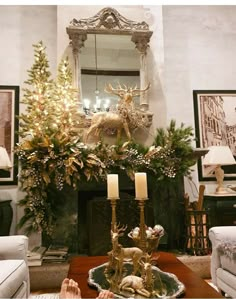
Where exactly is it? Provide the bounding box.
[107,174,119,199]
[135,172,148,199]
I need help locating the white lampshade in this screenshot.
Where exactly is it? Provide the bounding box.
[0,147,12,170]
[203,146,236,166]
[203,146,236,194]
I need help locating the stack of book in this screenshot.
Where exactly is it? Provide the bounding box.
[42,245,69,263]
[27,246,47,267]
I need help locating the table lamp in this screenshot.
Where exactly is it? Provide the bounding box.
[203,146,236,194]
[0,146,12,170]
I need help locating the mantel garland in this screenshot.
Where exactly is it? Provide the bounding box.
[15,42,197,235]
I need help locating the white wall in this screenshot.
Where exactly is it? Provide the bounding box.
[161,5,236,197]
[0,5,236,236]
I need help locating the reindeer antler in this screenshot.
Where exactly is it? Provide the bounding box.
[131,83,151,97]
[116,223,128,235]
[104,83,126,98]
[111,223,128,236]
[104,82,151,102]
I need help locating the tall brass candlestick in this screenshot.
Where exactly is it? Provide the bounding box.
[136,198,148,252]
[109,198,118,232]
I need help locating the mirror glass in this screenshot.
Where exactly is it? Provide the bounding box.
[80,34,140,114]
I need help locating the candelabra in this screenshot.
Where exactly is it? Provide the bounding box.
[107,172,163,255]
[108,193,149,252]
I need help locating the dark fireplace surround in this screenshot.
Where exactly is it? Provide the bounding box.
[42,173,185,255]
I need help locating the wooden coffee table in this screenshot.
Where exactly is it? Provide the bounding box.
[68,252,223,298]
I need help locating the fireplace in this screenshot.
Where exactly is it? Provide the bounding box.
[42,176,154,255]
[78,189,154,255]
[42,176,185,254]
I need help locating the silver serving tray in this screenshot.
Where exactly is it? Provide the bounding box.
[88,262,185,298]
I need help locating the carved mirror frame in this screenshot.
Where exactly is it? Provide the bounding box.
[66,7,153,121]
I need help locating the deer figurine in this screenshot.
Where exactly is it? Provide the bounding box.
[111,224,144,276]
[104,83,150,107]
[119,262,153,298]
[84,110,131,142]
[84,83,150,142]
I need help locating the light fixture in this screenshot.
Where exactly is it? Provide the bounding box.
[83,34,111,115]
[203,146,236,194]
[0,146,12,170]
[83,98,90,115]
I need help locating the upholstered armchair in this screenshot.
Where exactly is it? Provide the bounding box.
[209,226,236,298]
[0,235,30,298]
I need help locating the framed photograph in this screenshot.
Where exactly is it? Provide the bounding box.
[193,90,236,181]
[0,86,19,185]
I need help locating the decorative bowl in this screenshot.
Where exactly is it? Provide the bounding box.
[128,233,162,254]
[88,262,185,298]
[128,225,165,254]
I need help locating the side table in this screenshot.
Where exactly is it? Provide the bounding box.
[204,194,236,227]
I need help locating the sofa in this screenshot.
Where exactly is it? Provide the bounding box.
[209,226,236,298]
[0,235,30,298]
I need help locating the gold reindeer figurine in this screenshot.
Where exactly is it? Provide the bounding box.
[84,83,150,142]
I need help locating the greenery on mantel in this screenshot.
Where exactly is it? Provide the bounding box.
[15,41,197,235]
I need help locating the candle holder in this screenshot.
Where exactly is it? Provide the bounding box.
[107,197,119,232]
[135,197,148,252]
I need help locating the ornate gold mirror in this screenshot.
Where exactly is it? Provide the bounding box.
[66,7,153,121]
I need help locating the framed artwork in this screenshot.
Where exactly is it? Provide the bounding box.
[0,86,19,185]
[193,90,236,181]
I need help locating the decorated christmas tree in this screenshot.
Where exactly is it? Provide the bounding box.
[50,58,82,139]
[19,41,81,142]
[19,41,53,139]
[16,41,86,234]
